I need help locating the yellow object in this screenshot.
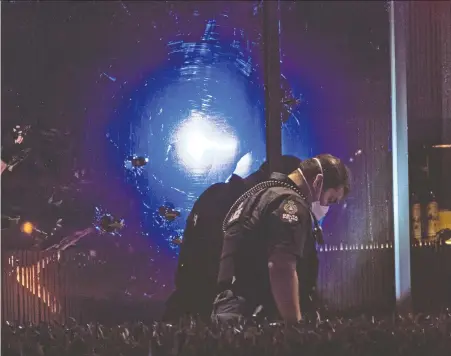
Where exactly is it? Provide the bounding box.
[411,203,422,241]
[21,221,34,235]
[427,202,439,239]
[439,210,451,230]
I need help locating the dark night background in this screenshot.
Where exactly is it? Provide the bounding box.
[1,1,392,303]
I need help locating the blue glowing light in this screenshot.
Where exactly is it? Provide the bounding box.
[106,20,268,253]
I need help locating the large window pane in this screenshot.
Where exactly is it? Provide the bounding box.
[279,1,393,312]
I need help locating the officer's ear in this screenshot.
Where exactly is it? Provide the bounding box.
[312,174,324,191]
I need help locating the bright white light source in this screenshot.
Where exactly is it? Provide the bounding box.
[173,111,238,174]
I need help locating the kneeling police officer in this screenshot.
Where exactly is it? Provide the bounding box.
[212,154,351,323]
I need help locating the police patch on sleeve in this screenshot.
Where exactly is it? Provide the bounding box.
[283,200,298,214]
[281,200,299,223]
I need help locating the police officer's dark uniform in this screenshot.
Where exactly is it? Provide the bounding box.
[163,174,249,321]
[212,173,321,322]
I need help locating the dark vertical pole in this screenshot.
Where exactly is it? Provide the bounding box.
[390,1,412,311]
[262,0,282,174]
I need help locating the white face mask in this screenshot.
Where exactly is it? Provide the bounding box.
[311,201,330,221]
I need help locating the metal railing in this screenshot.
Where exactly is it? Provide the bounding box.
[1,250,79,324]
[2,243,450,324]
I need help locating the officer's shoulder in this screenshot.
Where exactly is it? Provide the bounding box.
[195,181,243,212]
[264,186,305,204]
[197,182,228,200]
[263,187,309,213]
[191,183,227,211]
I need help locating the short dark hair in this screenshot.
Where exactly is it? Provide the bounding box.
[299,154,351,197]
[259,155,302,175]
